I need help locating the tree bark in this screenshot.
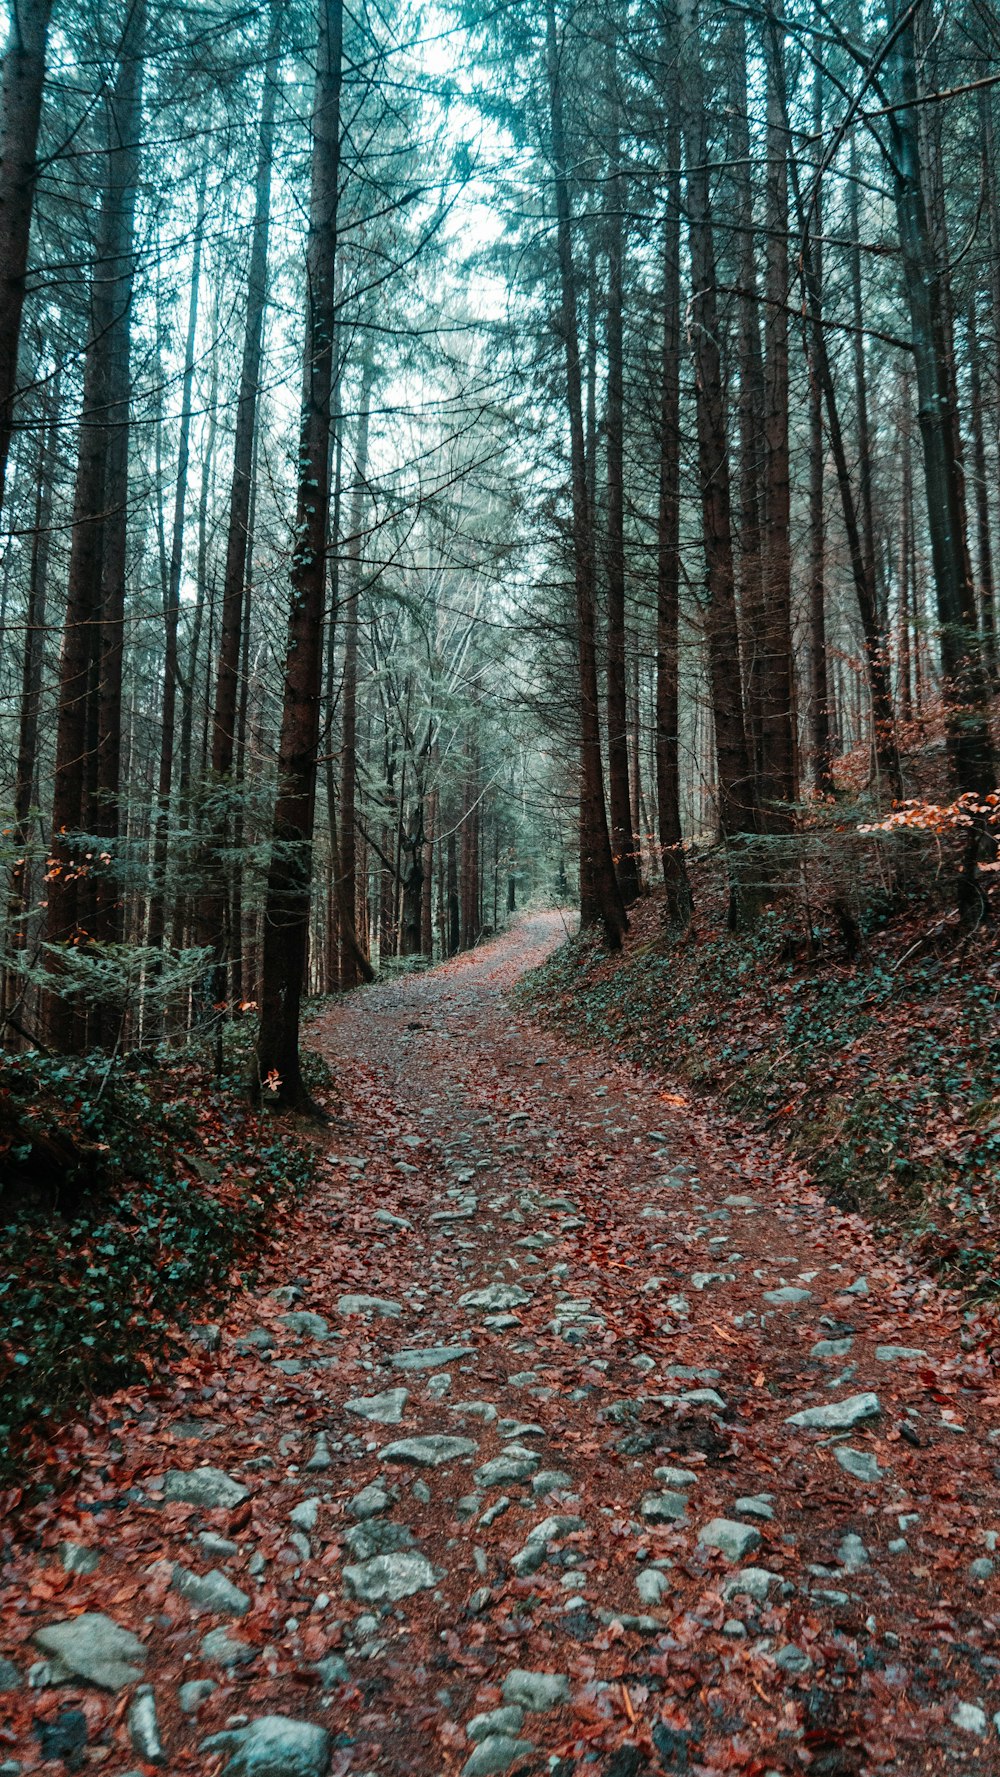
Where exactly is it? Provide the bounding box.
[256,0,343,1105]
[544,0,626,948]
[808,57,833,797]
[339,353,375,986]
[0,0,53,521]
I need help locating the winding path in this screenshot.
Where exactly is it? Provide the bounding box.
[3,914,999,1775]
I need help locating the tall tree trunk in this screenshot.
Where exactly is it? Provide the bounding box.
[0,0,53,521]
[544,0,626,948]
[965,297,997,679]
[256,0,343,1105]
[604,34,639,905]
[759,17,796,824]
[730,22,766,783]
[339,354,376,986]
[655,72,691,923]
[677,0,757,899]
[886,4,994,793]
[808,50,833,796]
[45,2,146,1050]
[201,8,281,1014]
[147,163,207,959]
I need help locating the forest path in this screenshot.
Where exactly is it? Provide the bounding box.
[4,913,1000,1776]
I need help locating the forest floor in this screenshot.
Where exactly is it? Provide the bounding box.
[2,911,1000,1777]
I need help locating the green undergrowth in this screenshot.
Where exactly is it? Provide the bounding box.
[0,1029,318,1487]
[521,890,1000,1295]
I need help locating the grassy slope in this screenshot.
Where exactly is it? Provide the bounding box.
[521,878,999,1293]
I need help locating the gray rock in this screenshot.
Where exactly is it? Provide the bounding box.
[342,1520,415,1562]
[811,1338,853,1360]
[723,1618,747,1637]
[951,1703,988,1736]
[636,1568,670,1606]
[290,1498,320,1533]
[459,1284,531,1313]
[236,1327,276,1352]
[200,1627,256,1668]
[837,1534,869,1570]
[172,1565,250,1616]
[835,1447,882,1483]
[774,1644,812,1676]
[314,1654,350,1688]
[199,1532,239,1557]
[842,1276,868,1295]
[0,1658,20,1691]
[392,1344,475,1372]
[343,1552,438,1603]
[33,1614,147,1691]
[180,1679,217,1712]
[201,1715,331,1776]
[681,1388,727,1410]
[128,1686,165,1764]
[305,1434,332,1472]
[162,1467,250,1510]
[786,1392,880,1432]
[345,1388,409,1425]
[462,1736,537,1777]
[450,1400,497,1423]
[427,1373,452,1398]
[875,1345,927,1363]
[698,1519,761,1562]
[501,1669,570,1711]
[763,1287,812,1306]
[479,1496,510,1527]
[690,1271,735,1291]
[532,1469,573,1496]
[475,1447,540,1488]
[510,1515,585,1577]
[467,1706,525,1742]
[280,1312,330,1340]
[374,1209,412,1229]
[888,1538,908,1555]
[722,1568,782,1603]
[968,1557,994,1581]
[735,1496,774,1521]
[58,1541,101,1575]
[380,1435,477,1468]
[640,1491,688,1525]
[191,1323,222,1352]
[653,1465,698,1489]
[348,1483,390,1521]
[337,1294,401,1319]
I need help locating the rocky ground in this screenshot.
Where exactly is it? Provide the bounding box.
[1,912,999,1775]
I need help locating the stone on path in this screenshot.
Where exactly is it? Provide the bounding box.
[33,1615,147,1692]
[786,1392,880,1432]
[343,1552,438,1603]
[348,1483,390,1520]
[510,1515,585,1576]
[698,1520,761,1562]
[636,1568,670,1605]
[343,1520,415,1562]
[875,1345,927,1363]
[837,1533,869,1570]
[654,1465,699,1488]
[735,1496,774,1521]
[0,1657,20,1690]
[467,1706,525,1742]
[774,1644,812,1676]
[180,1679,217,1712]
[59,1540,100,1575]
[502,1669,570,1711]
[951,1703,988,1736]
[392,1344,475,1371]
[763,1287,812,1306]
[305,1434,332,1472]
[337,1294,401,1319]
[290,1498,320,1533]
[201,1628,257,1668]
[128,1686,165,1764]
[345,1388,408,1424]
[162,1467,250,1510]
[722,1568,782,1602]
[836,1447,882,1482]
[201,1716,331,1776]
[640,1491,688,1524]
[475,1447,540,1488]
[463,1737,537,1777]
[279,1312,329,1339]
[172,1565,250,1617]
[459,1284,531,1312]
[811,1338,853,1359]
[380,1434,477,1468]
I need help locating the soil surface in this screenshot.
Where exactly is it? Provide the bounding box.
[2,913,999,1776]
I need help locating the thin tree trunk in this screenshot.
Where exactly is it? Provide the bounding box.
[677,0,758,902]
[887,5,994,793]
[544,0,626,948]
[0,0,53,521]
[731,22,766,783]
[808,52,833,796]
[655,76,691,923]
[339,354,375,986]
[965,297,997,679]
[760,16,796,824]
[604,33,639,904]
[256,0,343,1105]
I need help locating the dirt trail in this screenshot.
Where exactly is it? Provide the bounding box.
[2,913,999,1776]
